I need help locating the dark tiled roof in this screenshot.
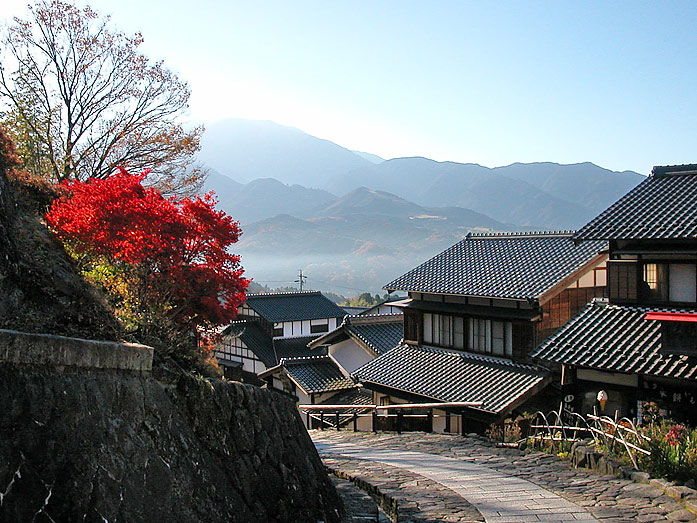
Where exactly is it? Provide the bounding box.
[308,314,403,356]
[342,306,369,315]
[245,291,346,322]
[282,356,356,394]
[384,232,605,300]
[316,387,374,407]
[575,165,697,241]
[345,315,403,356]
[223,323,325,368]
[531,300,697,380]
[353,344,550,414]
[224,321,276,367]
[274,336,322,362]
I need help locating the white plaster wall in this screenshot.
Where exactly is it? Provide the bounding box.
[329,338,374,374]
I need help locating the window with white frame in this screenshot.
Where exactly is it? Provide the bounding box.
[423,313,513,357]
[310,319,329,333]
[468,318,512,357]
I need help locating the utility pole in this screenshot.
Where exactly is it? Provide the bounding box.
[295,269,307,291]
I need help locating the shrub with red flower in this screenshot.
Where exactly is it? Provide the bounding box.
[45,167,248,369]
[665,425,688,447]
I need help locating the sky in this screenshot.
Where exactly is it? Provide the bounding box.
[2,1,697,174]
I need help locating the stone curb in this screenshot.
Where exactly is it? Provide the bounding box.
[323,457,484,523]
[552,440,697,516]
[325,465,399,522]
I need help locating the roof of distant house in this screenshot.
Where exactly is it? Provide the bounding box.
[309,314,403,356]
[244,291,346,322]
[353,343,550,415]
[574,164,697,241]
[384,232,606,301]
[223,321,321,367]
[531,299,697,381]
[278,355,356,394]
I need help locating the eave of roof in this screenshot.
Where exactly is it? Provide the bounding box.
[404,300,541,321]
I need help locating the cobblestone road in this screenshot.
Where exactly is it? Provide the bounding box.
[312,431,696,523]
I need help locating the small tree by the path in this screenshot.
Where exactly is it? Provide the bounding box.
[45,167,248,373]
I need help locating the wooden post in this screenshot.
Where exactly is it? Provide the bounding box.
[336,411,341,431]
[353,413,358,432]
[427,409,433,433]
[320,411,324,430]
[372,410,377,433]
[396,409,403,434]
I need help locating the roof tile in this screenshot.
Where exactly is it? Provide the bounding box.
[531,300,697,380]
[353,343,550,414]
[575,166,697,240]
[384,232,605,300]
[245,291,346,322]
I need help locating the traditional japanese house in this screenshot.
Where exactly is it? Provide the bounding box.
[532,164,697,424]
[214,291,346,382]
[352,231,608,433]
[308,313,404,373]
[261,313,403,428]
[259,355,371,429]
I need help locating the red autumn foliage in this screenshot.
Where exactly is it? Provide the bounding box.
[45,167,248,328]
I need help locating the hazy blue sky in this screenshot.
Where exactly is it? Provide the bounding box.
[2,1,697,174]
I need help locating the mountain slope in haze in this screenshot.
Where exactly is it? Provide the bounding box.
[204,172,337,224]
[494,162,644,213]
[197,119,372,188]
[352,150,385,164]
[319,187,509,231]
[328,157,643,229]
[234,188,512,293]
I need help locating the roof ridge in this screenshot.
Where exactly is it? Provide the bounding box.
[347,313,403,323]
[246,290,321,298]
[651,164,697,177]
[466,230,576,239]
[280,354,331,364]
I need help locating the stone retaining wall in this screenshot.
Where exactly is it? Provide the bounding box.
[0,328,153,372]
[0,365,344,522]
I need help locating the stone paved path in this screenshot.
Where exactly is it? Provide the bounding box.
[327,455,483,522]
[312,431,696,523]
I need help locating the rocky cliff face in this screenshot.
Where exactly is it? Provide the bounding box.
[0,128,120,340]
[0,365,343,522]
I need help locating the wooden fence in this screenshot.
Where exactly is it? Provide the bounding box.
[529,406,651,469]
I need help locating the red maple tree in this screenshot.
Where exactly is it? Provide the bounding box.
[45,167,248,332]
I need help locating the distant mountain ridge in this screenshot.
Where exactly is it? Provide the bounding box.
[197,118,646,293]
[327,157,645,229]
[197,118,372,188]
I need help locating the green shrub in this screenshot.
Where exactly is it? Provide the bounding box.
[639,422,697,482]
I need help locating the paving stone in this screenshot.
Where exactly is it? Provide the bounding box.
[667,510,697,522]
[313,431,689,523]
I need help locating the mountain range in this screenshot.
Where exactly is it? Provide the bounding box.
[199,119,645,293]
